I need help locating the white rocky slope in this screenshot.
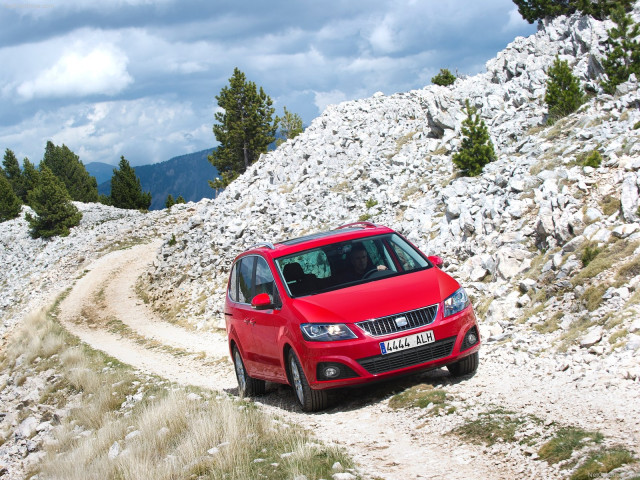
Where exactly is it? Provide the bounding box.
[142,3,640,383]
[1,5,640,479]
[0,203,194,339]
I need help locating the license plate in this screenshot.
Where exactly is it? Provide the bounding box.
[380,330,435,355]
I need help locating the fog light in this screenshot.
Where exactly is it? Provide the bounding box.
[466,331,478,346]
[323,366,340,378]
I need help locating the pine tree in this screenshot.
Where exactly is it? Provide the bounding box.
[110,156,152,210]
[0,173,22,222]
[603,5,640,94]
[3,149,26,201]
[545,56,584,123]
[452,100,496,177]
[22,158,40,200]
[512,0,633,23]
[42,141,99,203]
[165,194,176,209]
[25,165,82,238]
[276,107,304,146]
[431,68,457,86]
[208,68,277,188]
[176,195,186,204]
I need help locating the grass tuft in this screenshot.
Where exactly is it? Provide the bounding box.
[453,409,539,446]
[571,447,635,480]
[538,427,603,464]
[389,384,448,414]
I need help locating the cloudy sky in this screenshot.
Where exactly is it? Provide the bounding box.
[0,0,535,167]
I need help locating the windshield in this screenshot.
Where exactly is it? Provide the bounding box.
[275,233,431,297]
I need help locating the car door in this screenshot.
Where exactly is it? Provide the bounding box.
[227,256,261,373]
[250,256,287,381]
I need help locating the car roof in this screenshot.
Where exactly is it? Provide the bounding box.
[239,222,396,259]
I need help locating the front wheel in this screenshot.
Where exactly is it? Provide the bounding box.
[232,346,265,397]
[447,351,479,377]
[288,351,328,412]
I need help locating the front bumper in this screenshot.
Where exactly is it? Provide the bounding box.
[296,305,480,389]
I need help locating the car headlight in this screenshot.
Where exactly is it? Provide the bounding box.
[443,288,470,317]
[300,323,357,341]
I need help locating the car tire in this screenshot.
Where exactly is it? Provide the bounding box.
[447,351,479,377]
[232,346,265,397]
[288,351,328,412]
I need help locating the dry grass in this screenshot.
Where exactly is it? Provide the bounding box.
[5,303,356,480]
[572,240,638,286]
[600,195,621,217]
[558,315,596,352]
[535,311,563,334]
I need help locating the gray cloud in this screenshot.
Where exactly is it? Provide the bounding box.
[0,0,535,166]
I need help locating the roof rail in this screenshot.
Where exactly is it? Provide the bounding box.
[336,221,377,230]
[247,242,276,250]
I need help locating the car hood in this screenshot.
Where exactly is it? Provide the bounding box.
[289,267,460,324]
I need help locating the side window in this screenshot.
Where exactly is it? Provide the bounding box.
[255,257,280,304]
[279,250,331,279]
[363,239,385,268]
[387,235,428,271]
[228,262,238,302]
[237,257,255,304]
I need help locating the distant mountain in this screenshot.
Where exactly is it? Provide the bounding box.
[84,162,114,185]
[91,148,219,210]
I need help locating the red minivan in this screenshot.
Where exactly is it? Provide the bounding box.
[224,222,480,411]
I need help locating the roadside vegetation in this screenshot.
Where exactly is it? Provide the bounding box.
[453,407,637,478]
[389,384,455,416]
[1,304,357,480]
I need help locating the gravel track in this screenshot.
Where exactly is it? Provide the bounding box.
[57,242,640,479]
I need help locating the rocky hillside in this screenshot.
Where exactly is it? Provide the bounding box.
[141,3,640,384]
[1,6,640,480]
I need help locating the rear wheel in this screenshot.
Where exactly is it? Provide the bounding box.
[232,346,265,396]
[288,351,328,412]
[447,351,479,377]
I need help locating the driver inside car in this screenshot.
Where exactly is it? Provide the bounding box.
[342,243,387,282]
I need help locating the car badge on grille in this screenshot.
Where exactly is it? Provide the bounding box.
[395,316,408,328]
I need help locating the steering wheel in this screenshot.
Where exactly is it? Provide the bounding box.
[362,268,379,279]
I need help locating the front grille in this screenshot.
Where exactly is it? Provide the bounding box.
[357,336,456,375]
[356,304,438,337]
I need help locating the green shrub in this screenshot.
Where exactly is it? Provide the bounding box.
[583,150,602,168]
[431,68,456,86]
[545,56,584,124]
[581,244,601,267]
[365,198,378,209]
[633,120,640,130]
[25,165,82,238]
[602,6,640,94]
[0,174,22,222]
[452,100,496,177]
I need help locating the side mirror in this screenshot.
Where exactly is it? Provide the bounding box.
[251,293,274,310]
[428,255,444,268]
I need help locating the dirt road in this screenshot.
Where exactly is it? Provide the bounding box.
[58,242,640,480]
